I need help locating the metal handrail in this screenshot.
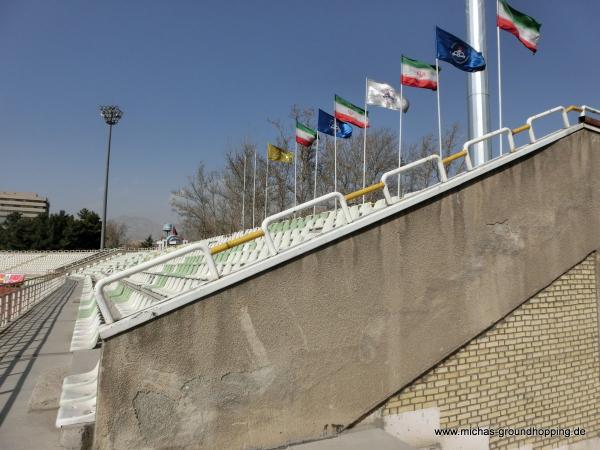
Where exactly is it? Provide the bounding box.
[465,127,515,157]
[261,192,351,255]
[526,106,570,143]
[511,123,530,135]
[210,229,265,255]
[94,242,216,324]
[0,272,66,331]
[380,155,448,204]
[565,105,583,114]
[582,105,600,116]
[95,103,599,328]
[344,182,385,202]
[442,149,468,166]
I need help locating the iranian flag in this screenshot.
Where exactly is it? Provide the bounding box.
[295,122,317,147]
[497,0,541,53]
[401,56,438,90]
[334,95,368,128]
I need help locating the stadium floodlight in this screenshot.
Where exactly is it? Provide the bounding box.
[99,105,123,250]
[100,105,123,126]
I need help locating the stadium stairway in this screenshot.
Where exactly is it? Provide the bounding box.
[55,107,600,448]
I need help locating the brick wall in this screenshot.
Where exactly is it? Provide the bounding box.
[383,254,600,449]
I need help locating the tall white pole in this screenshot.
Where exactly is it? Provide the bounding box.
[264,156,269,219]
[252,150,257,228]
[398,77,404,197]
[496,0,503,155]
[242,154,247,229]
[466,0,492,165]
[436,58,443,159]
[362,78,368,204]
[313,132,319,216]
[334,116,337,194]
[294,140,298,209]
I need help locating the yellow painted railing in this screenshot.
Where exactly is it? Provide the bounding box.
[442,149,467,166]
[344,182,385,202]
[211,104,588,256]
[210,229,265,255]
[511,123,531,135]
[211,183,388,255]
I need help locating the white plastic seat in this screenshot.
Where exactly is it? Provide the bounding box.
[56,397,96,427]
[60,379,97,405]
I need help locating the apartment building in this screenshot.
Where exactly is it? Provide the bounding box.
[0,192,49,222]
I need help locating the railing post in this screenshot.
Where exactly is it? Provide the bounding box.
[0,294,5,327]
[260,192,351,255]
[381,155,447,205]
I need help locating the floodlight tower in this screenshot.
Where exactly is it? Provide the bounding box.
[99,105,123,250]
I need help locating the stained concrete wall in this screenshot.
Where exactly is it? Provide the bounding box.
[381,254,600,449]
[95,129,600,449]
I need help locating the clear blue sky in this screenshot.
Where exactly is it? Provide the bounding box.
[1,0,598,224]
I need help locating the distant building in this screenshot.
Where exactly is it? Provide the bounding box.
[160,223,184,246]
[0,192,49,222]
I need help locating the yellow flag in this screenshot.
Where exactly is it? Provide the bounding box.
[267,143,294,163]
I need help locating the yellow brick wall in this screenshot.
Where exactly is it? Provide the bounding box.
[383,254,600,449]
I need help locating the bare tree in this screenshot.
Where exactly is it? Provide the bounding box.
[171,107,463,240]
[170,163,228,240]
[105,220,128,248]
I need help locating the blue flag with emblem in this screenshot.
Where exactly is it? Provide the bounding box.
[435,26,486,72]
[317,109,352,138]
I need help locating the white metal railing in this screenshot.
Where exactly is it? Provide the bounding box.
[465,127,515,161]
[94,242,216,324]
[526,106,570,143]
[92,104,598,326]
[582,105,600,117]
[0,274,66,330]
[381,154,447,204]
[262,192,351,255]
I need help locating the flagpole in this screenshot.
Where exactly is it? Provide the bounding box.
[436,58,443,159]
[294,140,298,209]
[496,0,503,155]
[334,116,337,194]
[252,149,257,228]
[264,156,269,219]
[398,76,404,198]
[362,78,368,204]
[313,132,319,216]
[242,154,247,229]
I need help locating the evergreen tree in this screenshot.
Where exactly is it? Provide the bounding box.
[141,235,154,248]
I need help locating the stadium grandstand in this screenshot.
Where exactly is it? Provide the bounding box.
[0,251,101,276]
[2,105,600,449]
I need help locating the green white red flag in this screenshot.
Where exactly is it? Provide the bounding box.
[401,56,438,91]
[334,95,368,128]
[295,122,317,147]
[497,0,541,53]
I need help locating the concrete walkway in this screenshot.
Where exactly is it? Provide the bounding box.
[0,278,80,450]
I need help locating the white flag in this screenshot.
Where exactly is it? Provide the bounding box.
[366,79,409,113]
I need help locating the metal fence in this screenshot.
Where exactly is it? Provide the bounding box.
[0,273,66,331]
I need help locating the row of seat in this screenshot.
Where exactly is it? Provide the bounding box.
[56,250,176,429]
[0,251,99,275]
[57,275,100,428]
[56,361,98,427]
[98,200,391,320]
[69,276,102,351]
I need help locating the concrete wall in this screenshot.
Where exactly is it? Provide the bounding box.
[382,253,600,450]
[95,129,600,449]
